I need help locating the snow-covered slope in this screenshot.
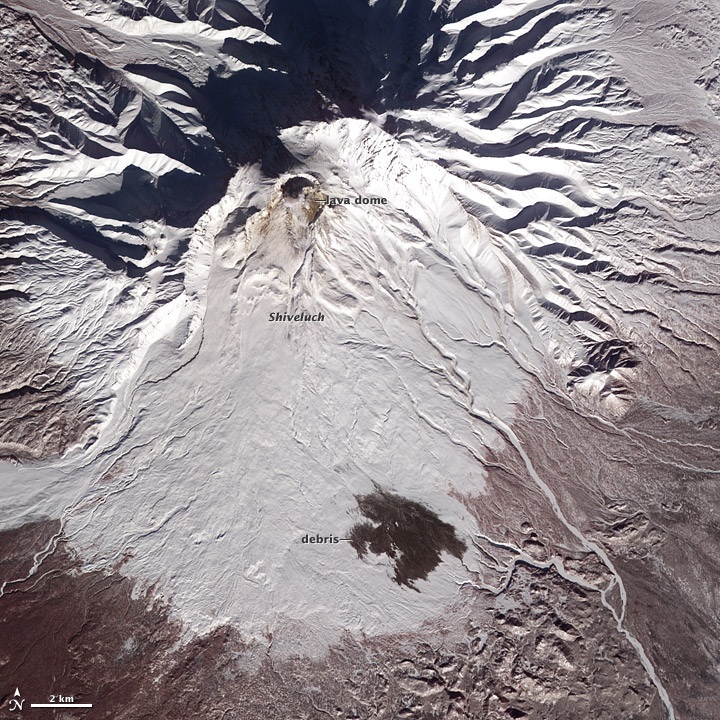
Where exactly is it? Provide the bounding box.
[1,1,719,718]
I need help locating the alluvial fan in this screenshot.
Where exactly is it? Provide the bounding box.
[1,0,719,718]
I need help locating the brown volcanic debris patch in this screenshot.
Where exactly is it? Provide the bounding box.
[348,488,467,590]
[0,520,663,720]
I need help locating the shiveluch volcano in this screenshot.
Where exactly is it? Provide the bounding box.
[1,0,719,718]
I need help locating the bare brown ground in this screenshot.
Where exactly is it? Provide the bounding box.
[0,519,662,720]
[0,313,95,461]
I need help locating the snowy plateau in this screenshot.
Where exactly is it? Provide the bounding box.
[0,0,719,719]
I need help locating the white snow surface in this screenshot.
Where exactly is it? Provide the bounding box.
[4,119,553,648]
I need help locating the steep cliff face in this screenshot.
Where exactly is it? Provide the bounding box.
[1,1,719,718]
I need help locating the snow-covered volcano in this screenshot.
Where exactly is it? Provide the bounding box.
[1,1,720,718]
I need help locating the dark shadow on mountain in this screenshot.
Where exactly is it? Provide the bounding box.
[260,0,453,112]
[0,207,145,271]
[11,0,614,270]
[188,0,265,30]
[570,339,639,378]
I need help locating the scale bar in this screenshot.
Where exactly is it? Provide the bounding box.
[31,704,93,708]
